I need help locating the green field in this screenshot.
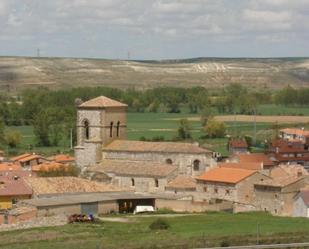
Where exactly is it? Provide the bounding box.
[4,104,309,157]
[2,212,309,249]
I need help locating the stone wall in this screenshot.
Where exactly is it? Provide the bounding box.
[103,151,214,176]
[98,201,118,214]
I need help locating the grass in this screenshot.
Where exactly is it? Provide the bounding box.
[2,212,309,248]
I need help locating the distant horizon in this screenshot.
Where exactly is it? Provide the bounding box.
[1,55,309,61]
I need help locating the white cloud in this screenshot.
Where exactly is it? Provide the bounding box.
[0,0,308,58]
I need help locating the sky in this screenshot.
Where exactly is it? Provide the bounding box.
[0,0,309,60]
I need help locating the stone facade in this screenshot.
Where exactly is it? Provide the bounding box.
[75,106,126,167]
[293,196,309,217]
[102,151,213,176]
[254,178,307,216]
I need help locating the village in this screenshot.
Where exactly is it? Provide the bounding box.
[1,95,309,229]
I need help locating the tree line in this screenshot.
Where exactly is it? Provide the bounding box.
[0,84,308,148]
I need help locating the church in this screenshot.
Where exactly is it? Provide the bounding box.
[75,96,215,193]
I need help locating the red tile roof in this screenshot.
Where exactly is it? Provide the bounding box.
[229,139,248,148]
[103,140,211,154]
[11,153,32,162]
[280,128,309,137]
[50,154,75,163]
[0,163,22,171]
[31,162,67,172]
[79,96,127,108]
[18,154,42,163]
[237,153,274,167]
[0,177,32,197]
[219,162,263,171]
[196,167,256,184]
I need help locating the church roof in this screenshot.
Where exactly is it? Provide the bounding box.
[90,160,177,178]
[79,96,127,108]
[103,140,211,154]
[166,175,196,190]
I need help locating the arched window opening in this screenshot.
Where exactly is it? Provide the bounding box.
[83,120,90,140]
[166,158,173,164]
[131,178,135,187]
[110,122,113,138]
[193,159,200,171]
[116,121,120,137]
[155,179,159,188]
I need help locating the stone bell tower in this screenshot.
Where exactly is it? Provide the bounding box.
[74,96,127,168]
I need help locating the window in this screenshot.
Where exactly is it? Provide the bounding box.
[275,209,277,214]
[203,187,207,192]
[193,159,200,171]
[214,187,218,194]
[274,194,278,199]
[83,120,90,140]
[166,159,173,164]
[225,189,230,195]
[116,121,120,137]
[131,178,135,187]
[110,122,113,138]
[155,179,159,188]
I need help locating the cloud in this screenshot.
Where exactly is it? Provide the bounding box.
[0,0,308,58]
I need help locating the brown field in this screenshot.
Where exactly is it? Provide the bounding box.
[168,115,309,123]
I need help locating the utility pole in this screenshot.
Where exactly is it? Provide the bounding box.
[253,106,257,146]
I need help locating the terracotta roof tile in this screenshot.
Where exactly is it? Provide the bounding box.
[79,96,127,108]
[0,177,32,197]
[91,160,177,177]
[50,154,75,163]
[219,162,263,171]
[103,140,211,154]
[280,128,309,137]
[31,162,67,172]
[166,175,196,190]
[196,167,256,184]
[11,153,32,162]
[18,154,43,163]
[24,177,121,196]
[0,163,22,171]
[237,153,274,167]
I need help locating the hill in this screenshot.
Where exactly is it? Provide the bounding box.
[1,56,309,92]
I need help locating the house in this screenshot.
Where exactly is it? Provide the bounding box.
[267,139,309,167]
[228,139,248,154]
[0,176,32,209]
[280,128,309,146]
[293,189,309,217]
[87,160,178,193]
[254,165,309,216]
[196,167,270,212]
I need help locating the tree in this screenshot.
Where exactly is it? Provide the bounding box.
[32,110,51,146]
[0,118,5,145]
[204,117,226,138]
[200,106,213,126]
[176,119,192,140]
[5,130,21,148]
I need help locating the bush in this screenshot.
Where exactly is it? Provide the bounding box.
[149,218,170,230]
[220,240,230,247]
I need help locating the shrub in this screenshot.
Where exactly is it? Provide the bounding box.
[149,218,170,230]
[220,240,230,247]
